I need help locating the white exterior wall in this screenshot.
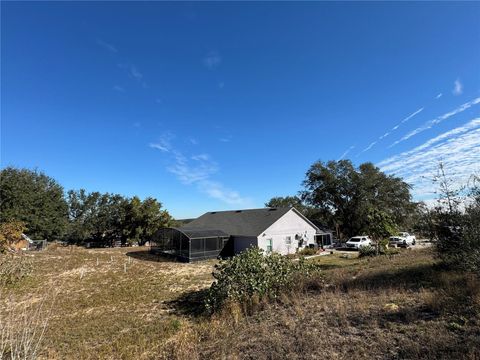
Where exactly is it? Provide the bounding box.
[257,209,318,255]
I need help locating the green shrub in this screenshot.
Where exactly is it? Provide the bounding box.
[205,247,321,313]
[358,245,376,257]
[378,238,389,252]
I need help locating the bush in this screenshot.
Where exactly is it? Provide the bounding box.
[359,240,399,258]
[436,219,480,273]
[378,238,389,252]
[205,247,321,313]
[358,245,376,257]
[0,220,27,253]
[297,247,317,256]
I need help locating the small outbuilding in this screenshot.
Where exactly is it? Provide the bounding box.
[150,207,320,262]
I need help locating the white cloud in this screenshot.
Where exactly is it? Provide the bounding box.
[130,66,143,81]
[389,97,480,147]
[118,63,147,88]
[379,131,391,139]
[359,141,377,154]
[359,107,424,155]
[191,154,210,161]
[453,79,463,96]
[96,39,118,53]
[436,93,443,99]
[338,145,355,160]
[219,137,232,143]
[149,133,250,204]
[149,143,170,152]
[379,117,480,199]
[168,155,217,184]
[113,85,125,93]
[199,180,250,205]
[149,133,174,153]
[400,107,424,124]
[203,51,222,70]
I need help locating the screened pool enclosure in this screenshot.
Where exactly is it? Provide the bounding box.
[150,227,231,262]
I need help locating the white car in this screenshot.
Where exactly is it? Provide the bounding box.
[389,232,416,247]
[345,236,372,249]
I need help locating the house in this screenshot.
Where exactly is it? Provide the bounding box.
[312,223,335,248]
[150,207,321,262]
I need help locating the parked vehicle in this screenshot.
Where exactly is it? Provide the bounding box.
[389,232,416,247]
[345,236,372,249]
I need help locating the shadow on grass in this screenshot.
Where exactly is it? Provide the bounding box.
[125,250,174,263]
[166,288,210,317]
[338,263,439,292]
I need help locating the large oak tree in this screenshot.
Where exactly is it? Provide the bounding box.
[300,160,415,239]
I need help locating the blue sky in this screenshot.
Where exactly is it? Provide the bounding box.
[2,2,480,218]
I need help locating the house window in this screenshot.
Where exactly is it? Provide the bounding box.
[266,239,273,253]
[285,236,292,245]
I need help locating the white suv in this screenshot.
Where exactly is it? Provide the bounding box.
[345,236,372,249]
[389,232,416,247]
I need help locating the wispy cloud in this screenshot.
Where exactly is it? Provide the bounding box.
[436,93,443,99]
[149,133,250,205]
[359,141,377,154]
[453,79,463,96]
[219,136,232,143]
[358,107,424,155]
[379,117,480,199]
[389,97,480,147]
[188,137,199,145]
[96,38,118,53]
[113,85,125,93]
[149,143,170,152]
[399,107,424,125]
[338,145,355,160]
[118,63,148,88]
[167,153,218,184]
[203,51,222,70]
[191,154,210,161]
[199,180,248,205]
[149,133,174,153]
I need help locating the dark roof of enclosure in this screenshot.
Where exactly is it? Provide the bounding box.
[180,207,313,237]
[176,228,229,239]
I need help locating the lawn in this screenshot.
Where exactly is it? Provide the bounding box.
[1,246,215,359]
[1,246,479,359]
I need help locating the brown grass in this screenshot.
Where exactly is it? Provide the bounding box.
[1,246,479,359]
[177,249,480,360]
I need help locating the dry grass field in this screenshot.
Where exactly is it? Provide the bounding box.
[1,246,479,359]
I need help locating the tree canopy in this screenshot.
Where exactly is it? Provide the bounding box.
[0,167,173,245]
[300,160,415,239]
[0,167,68,239]
[265,196,310,215]
[66,190,172,245]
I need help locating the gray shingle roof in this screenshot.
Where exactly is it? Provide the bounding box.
[180,207,292,237]
[176,228,229,239]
